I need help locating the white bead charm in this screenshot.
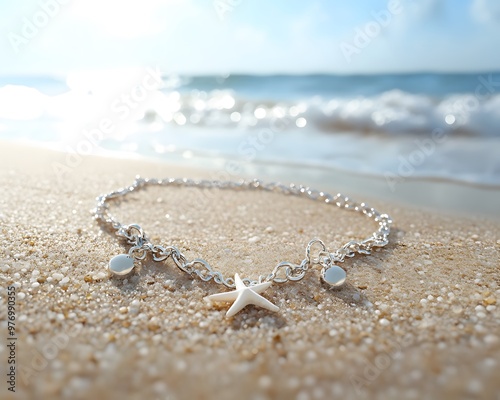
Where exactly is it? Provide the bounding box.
[109,254,135,276]
[321,265,347,287]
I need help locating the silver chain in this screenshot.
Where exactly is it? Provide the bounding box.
[94,177,392,288]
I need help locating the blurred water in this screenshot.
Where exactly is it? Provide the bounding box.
[0,71,499,186]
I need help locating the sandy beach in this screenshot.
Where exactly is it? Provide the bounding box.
[1,141,499,400]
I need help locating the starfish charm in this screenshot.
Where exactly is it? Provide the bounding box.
[206,273,279,317]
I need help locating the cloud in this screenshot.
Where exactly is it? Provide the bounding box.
[471,0,500,23]
[402,0,444,20]
[234,26,267,47]
[67,0,186,38]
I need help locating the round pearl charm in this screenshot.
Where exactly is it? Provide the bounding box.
[109,254,135,276]
[321,265,346,287]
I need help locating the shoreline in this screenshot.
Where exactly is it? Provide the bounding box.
[3,138,499,219]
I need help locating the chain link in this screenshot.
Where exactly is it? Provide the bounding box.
[94,177,392,288]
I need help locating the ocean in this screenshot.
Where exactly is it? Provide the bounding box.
[1,71,499,190]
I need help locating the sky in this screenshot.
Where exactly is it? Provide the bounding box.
[1,0,500,76]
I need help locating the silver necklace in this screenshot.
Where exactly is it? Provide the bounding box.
[94,177,392,318]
